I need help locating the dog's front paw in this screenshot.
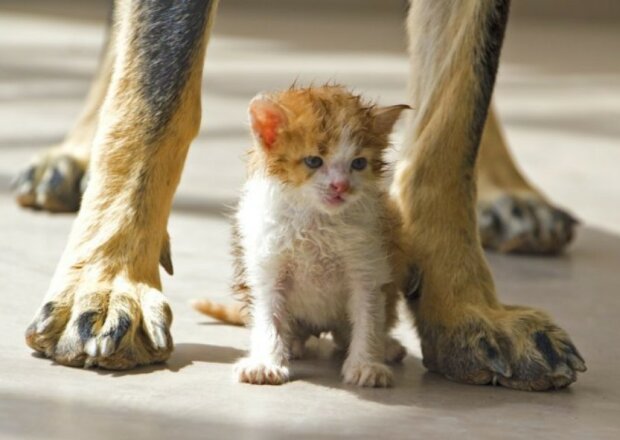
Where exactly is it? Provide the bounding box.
[26,271,173,370]
[420,306,586,391]
[13,149,87,213]
[342,360,393,388]
[234,358,290,385]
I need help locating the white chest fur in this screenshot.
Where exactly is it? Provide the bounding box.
[236,175,392,331]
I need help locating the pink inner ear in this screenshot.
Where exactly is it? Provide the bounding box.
[249,98,285,150]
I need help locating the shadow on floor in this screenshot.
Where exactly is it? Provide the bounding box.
[296,346,582,412]
[29,342,244,377]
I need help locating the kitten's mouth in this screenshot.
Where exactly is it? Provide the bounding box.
[324,194,347,206]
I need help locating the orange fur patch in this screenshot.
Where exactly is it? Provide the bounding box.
[247,85,407,186]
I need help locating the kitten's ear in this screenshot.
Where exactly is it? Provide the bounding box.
[372,104,411,135]
[249,96,287,151]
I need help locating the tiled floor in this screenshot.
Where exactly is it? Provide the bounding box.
[0,1,619,439]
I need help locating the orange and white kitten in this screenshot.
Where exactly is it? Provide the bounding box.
[231,86,409,387]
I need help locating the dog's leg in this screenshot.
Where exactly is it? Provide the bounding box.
[13,7,117,213]
[25,0,218,369]
[394,0,585,390]
[477,105,578,254]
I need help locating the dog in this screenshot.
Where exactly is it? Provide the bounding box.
[17,0,585,390]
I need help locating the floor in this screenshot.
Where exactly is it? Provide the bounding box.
[0,1,619,439]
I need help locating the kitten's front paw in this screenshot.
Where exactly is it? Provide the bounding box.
[342,361,393,388]
[234,358,289,385]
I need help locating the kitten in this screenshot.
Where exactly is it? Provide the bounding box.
[202,85,410,387]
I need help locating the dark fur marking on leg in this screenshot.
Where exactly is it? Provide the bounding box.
[104,312,132,347]
[126,0,214,224]
[133,0,213,133]
[533,331,561,370]
[467,0,511,166]
[77,311,98,342]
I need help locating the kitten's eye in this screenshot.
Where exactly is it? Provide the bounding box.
[304,156,323,169]
[351,157,368,171]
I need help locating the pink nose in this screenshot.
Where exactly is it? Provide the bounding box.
[330,180,350,194]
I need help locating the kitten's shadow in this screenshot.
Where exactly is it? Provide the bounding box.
[167,342,245,371]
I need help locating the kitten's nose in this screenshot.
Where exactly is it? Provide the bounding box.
[330,180,350,194]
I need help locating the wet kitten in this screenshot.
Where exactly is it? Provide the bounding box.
[217,85,409,387]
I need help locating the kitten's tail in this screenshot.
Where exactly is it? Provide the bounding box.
[191,299,248,326]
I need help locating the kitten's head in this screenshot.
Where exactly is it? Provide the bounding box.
[248,85,409,213]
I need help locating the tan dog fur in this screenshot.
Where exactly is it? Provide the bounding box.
[26,0,219,369]
[391,0,584,390]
